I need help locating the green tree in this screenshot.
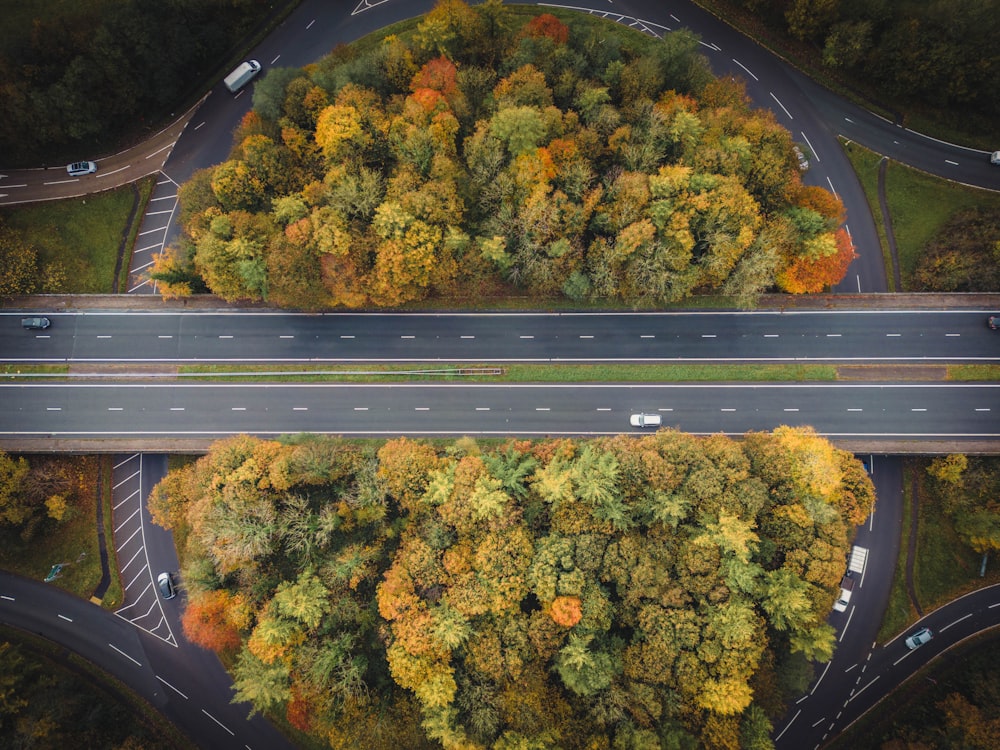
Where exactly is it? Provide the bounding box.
[0,452,31,526]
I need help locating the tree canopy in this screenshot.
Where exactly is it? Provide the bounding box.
[165,3,852,306]
[150,427,874,749]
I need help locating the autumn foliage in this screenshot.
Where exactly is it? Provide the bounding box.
[168,1,854,308]
[181,589,241,652]
[151,425,875,749]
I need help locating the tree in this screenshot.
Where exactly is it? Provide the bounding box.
[182,589,242,652]
[0,452,31,526]
[232,649,291,716]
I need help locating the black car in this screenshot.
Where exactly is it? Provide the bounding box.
[989,315,998,330]
[21,317,50,330]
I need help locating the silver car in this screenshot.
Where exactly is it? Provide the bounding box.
[904,627,932,650]
[157,572,176,599]
[66,161,97,176]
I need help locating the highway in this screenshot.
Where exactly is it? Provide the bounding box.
[4,309,999,363]
[1,382,998,447]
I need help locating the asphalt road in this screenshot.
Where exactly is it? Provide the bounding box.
[1,382,997,447]
[4,309,999,363]
[0,564,295,750]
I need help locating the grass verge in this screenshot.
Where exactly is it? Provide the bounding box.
[841,140,1000,289]
[1,364,70,378]
[178,362,839,382]
[98,455,123,608]
[948,365,1000,381]
[2,184,143,293]
[877,466,915,643]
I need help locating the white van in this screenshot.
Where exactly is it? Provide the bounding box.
[224,60,262,93]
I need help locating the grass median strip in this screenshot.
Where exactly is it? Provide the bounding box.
[177,363,839,382]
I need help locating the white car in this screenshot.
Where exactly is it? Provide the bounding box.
[66,161,97,176]
[630,413,662,428]
[991,151,1000,166]
[904,627,932,650]
[793,145,809,171]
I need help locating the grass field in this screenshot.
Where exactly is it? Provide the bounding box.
[1,180,152,294]
[842,140,1000,290]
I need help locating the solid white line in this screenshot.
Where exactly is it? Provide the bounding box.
[848,675,880,701]
[58,614,72,622]
[940,613,973,632]
[839,605,856,642]
[112,454,139,469]
[810,660,833,694]
[112,470,140,490]
[774,709,801,741]
[156,675,189,699]
[201,710,234,736]
[732,58,758,81]
[108,643,142,667]
[800,131,819,163]
[770,92,793,119]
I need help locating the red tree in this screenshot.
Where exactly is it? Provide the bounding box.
[182,589,241,652]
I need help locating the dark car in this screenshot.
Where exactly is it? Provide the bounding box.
[157,572,176,599]
[989,315,998,330]
[21,317,50,330]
